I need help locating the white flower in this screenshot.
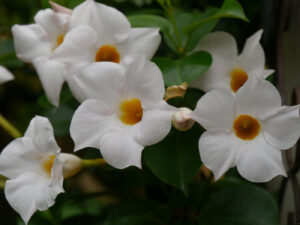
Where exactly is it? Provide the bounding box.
[191,76,300,182]
[70,57,176,169]
[12,9,71,106]
[0,66,14,84]
[190,30,274,93]
[0,116,64,224]
[53,0,161,101]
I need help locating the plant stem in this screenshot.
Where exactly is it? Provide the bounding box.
[0,114,22,138]
[82,158,107,168]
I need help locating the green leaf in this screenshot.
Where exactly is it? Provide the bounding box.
[0,39,23,68]
[144,128,202,195]
[153,51,212,86]
[127,14,173,33]
[198,181,279,225]
[183,0,249,34]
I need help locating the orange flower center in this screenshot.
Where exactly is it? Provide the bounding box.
[119,98,143,125]
[53,34,64,50]
[230,68,248,93]
[95,45,120,63]
[233,115,260,140]
[43,155,56,177]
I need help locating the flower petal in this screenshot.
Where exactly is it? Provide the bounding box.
[199,130,241,180]
[12,24,52,63]
[263,105,300,149]
[70,0,130,43]
[123,56,165,108]
[238,30,265,74]
[236,135,286,182]
[190,32,238,92]
[5,172,63,224]
[132,101,176,146]
[236,76,281,119]
[117,28,161,65]
[70,99,116,151]
[99,127,144,169]
[191,89,236,130]
[33,57,66,107]
[0,66,14,84]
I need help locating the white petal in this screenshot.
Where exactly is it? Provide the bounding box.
[24,116,60,154]
[70,0,130,43]
[263,105,300,149]
[236,135,286,182]
[12,24,52,63]
[236,76,281,119]
[70,62,124,103]
[34,8,70,41]
[5,172,63,224]
[238,30,265,74]
[132,101,176,146]
[124,56,165,108]
[0,66,14,84]
[70,99,116,151]
[190,32,238,92]
[33,57,66,107]
[191,89,236,130]
[99,127,143,169]
[199,130,241,180]
[249,68,274,79]
[117,28,161,65]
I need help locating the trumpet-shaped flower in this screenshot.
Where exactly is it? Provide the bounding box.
[12,8,71,106]
[191,76,300,182]
[0,66,14,84]
[0,116,64,224]
[53,0,161,101]
[70,57,176,169]
[190,30,274,93]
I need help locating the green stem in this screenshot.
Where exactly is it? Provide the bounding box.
[0,114,22,138]
[82,158,107,168]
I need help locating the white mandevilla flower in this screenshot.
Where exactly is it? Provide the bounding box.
[12,8,71,106]
[0,116,64,224]
[70,57,176,169]
[190,30,274,93]
[191,76,300,182]
[0,65,14,84]
[53,0,161,101]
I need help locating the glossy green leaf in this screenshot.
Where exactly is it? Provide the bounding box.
[153,51,212,86]
[198,181,279,225]
[144,128,201,195]
[127,14,173,33]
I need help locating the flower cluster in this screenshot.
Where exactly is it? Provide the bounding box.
[0,0,299,224]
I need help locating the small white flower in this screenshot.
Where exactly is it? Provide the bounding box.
[70,57,176,169]
[0,116,64,224]
[190,30,274,93]
[12,9,71,106]
[53,0,161,101]
[0,66,14,84]
[191,76,300,182]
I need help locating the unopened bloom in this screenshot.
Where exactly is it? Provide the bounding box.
[190,30,274,93]
[172,107,195,131]
[0,66,14,84]
[0,116,64,224]
[53,0,161,101]
[70,57,176,169]
[191,76,300,182]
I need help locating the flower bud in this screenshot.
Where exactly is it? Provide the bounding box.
[50,1,72,15]
[58,153,83,178]
[172,107,195,131]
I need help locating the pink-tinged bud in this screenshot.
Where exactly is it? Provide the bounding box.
[172,107,195,131]
[49,1,72,15]
[58,153,83,178]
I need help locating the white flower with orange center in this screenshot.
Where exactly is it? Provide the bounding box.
[53,0,161,101]
[190,30,274,93]
[12,8,71,106]
[191,76,300,182]
[0,116,64,224]
[0,66,14,84]
[70,57,176,169]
